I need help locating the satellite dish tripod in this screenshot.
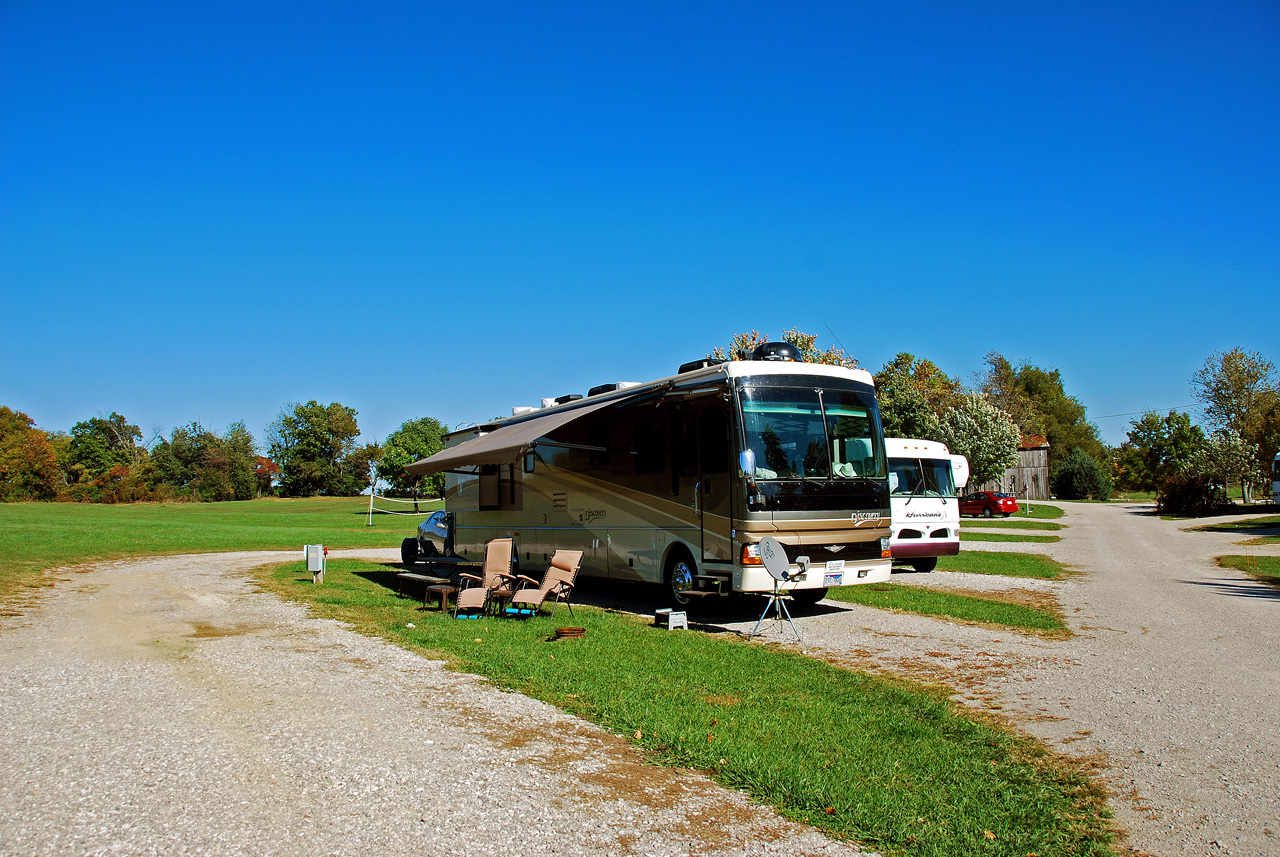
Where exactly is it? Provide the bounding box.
[750,575,801,641]
[750,535,803,642]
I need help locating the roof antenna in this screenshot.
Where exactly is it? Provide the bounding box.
[824,324,848,354]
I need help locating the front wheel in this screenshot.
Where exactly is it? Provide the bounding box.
[1002,512,1012,517]
[982,507,994,518]
[911,557,938,573]
[400,537,419,566]
[665,552,696,608]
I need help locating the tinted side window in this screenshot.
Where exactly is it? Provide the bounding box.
[699,409,729,475]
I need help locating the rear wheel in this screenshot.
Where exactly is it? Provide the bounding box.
[982,507,993,518]
[400,537,419,566]
[664,550,696,608]
[911,557,937,573]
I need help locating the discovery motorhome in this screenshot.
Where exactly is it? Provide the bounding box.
[406,345,893,606]
[885,437,967,572]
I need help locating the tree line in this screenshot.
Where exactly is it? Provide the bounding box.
[4,340,1275,514]
[0,402,446,504]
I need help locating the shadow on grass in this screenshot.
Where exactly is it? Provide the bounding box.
[345,558,849,630]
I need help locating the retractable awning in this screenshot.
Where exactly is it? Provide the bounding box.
[405,391,648,476]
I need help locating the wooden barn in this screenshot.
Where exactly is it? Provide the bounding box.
[973,435,1052,500]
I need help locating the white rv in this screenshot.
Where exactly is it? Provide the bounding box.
[407,345,893,606]
[885,437,967,572]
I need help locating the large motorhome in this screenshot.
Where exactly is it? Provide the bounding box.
[406,345,893,606]
[885,438,967,572]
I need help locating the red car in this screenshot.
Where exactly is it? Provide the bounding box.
[960,491,1019,518]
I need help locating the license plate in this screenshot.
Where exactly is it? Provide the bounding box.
[826,559,845,572]
[824,572,844,586]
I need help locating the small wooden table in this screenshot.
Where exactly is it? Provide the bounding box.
[424,584,459,613]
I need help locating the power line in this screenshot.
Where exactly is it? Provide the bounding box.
[1093,405,1198,420]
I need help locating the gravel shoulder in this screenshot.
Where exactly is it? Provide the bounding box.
[735,502,1280,857]
[0,550,870,857]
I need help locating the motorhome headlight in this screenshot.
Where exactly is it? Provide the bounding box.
[741,543,763,566]
[880,536,891,558]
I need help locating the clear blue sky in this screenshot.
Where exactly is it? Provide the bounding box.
[3,1,1277,448]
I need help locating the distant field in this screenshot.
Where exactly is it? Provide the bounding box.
[0,498,437,603]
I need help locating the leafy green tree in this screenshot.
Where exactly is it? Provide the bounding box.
[1114,410,1205,491]
[873,353,964,439]
[935,394,1020,487]
[1194,429,1259,499]
[1051,448,1113,500]
[378,417,448,497]
[59,412,151,502]
[346,441,384,495]
[1191,348,1277,436]
[66,413,144,479]
[978,353,1103,470]
[151,421,258,502]
[266,401,364,496]
[0,407,59,501]
[1190,349,1278,500]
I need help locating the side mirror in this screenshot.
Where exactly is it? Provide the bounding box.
[888,472,899,492]
[739,449,756,477]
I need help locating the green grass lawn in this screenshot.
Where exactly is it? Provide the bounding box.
[256,558,1109,857]
[1009,503,1064,520]
[961,532,1061,544]
[1217,555,1280,586]
[962,519,1062,531]
[828,582,1066,634]
[0,497,435,603]
[935,552,1066,579]
[1193,515,1280,545]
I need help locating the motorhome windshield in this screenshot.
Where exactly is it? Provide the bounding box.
[739,385,885,480]
[890,457,956,497]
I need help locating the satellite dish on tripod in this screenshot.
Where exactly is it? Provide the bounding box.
[751,536,801,640]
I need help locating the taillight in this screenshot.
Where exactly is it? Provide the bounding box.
[741,543,762,565]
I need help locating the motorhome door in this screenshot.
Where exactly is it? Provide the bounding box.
[697,407,733,562]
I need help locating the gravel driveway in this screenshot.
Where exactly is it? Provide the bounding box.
[0,551,869,857]
[733,502,1279,857]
